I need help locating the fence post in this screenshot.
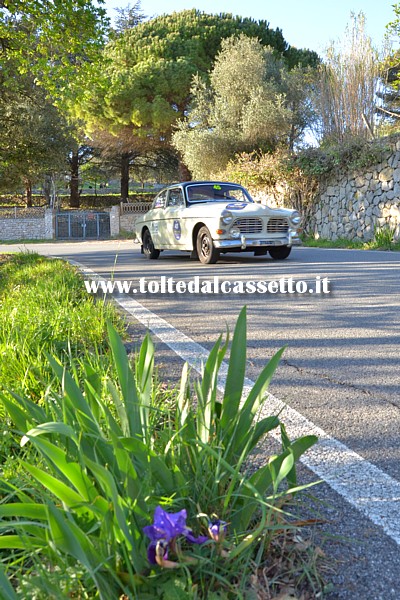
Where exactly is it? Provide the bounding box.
[110,205,120,237]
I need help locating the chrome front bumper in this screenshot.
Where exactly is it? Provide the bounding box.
[214,232,301,250]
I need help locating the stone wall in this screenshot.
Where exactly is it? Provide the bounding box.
[310,140,400,241]
[0,208,54,241]
[117,203,152,235]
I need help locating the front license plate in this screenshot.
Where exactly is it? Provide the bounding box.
[257,240,279,246]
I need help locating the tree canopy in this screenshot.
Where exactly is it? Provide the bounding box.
[314,12,380,144]
[172,35,317,179]
[77,10,319,141]
[0,0,109,101]
[0,77,73,204]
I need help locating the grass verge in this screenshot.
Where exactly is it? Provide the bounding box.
[302,227,400,251]
[0,254,330,599]
[0,252,121,404]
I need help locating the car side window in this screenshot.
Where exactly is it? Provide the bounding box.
[167,188,185,208]
[153,191,167,209]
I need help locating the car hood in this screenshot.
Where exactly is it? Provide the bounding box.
[183,202,294,219]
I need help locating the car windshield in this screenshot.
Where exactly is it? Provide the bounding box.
[186,183,253,204]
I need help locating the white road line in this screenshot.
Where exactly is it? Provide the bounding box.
[73,261,400,546]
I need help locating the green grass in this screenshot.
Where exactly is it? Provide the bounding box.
[302,231,400,251]
[0,252,121,404]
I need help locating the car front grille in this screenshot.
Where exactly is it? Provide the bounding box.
[266,218,289,233]
[233,217,263,234]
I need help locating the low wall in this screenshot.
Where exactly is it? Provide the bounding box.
[310,140,400,241]
[0,208,54,241]
[117,203,152,235]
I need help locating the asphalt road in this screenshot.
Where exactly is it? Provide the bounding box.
[2,240,400,599]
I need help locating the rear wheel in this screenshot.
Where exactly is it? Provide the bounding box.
[196,226,220,264]
[268,245,291,260]
[142,229,160,259]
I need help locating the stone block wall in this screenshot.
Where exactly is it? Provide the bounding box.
[0,208,54,241]
[310,140,400,241]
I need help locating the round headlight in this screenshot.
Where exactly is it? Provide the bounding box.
[221,210,233,225]
[230,227,241,238]
[290,211,301,226]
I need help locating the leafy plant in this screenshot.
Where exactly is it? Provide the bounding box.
[0,307,319,598]
[369,224,397,250]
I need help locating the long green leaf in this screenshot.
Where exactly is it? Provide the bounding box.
[21,462,86,508]
[0,395,33,433]
[0,564,19,600]
[0,535,43,549]
[82,457,134,548]
[47,504,98,574]
[47,355,100,437]
[107,321,142,439]
[20,422,78,447]
[280,423,297,486]
[47,504,122,600]
[9,390,47,423]
[227,347,285,460]
[220,306,247,429]
[198,335,223,443]
[21,435,99,503]
[0,503,48,520]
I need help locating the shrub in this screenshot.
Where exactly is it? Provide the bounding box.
[0,308,319,599]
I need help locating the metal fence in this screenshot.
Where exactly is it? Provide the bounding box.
[0,206,46,219]
[55,211,110,239]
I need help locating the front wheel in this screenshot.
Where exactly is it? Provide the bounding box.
[268,245,291,260]
[142,229,160,260]
[196,226,220,264]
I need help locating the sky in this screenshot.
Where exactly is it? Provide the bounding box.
[103,0,396,55]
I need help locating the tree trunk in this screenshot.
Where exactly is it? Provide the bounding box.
[178,158,191,182]
[25,180,32,207]
[121,153,130,201]
[69,150,80,208]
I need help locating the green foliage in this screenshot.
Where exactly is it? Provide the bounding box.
[302,233,400,251]
[78,10,318,142]
[290,137,391,178]
[172,35,317,178]
[0,253,119,404]
[0,303,319,598]
[369,224,398,250]
[215,150,288,198]
[0,79,73,196]
[0,1,109,102]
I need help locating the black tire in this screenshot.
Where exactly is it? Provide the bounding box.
[268,245,292,260]
[142,229,160,260]
[196,226,220,264]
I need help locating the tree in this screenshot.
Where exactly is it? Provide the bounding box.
[113,1,146,34]
[0,79,73,205]
[172,35,317,179]
[87,128,179,198]
[315,12,381,143]
[0,2,110,207]
[77,10,319,178]
[373,4,400,131]
[0,0,108,101]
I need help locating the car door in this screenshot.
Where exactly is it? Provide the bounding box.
[147,190,167,246]
[163,188,186,247]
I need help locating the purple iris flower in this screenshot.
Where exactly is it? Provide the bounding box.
[208,518,227,543]
[143,506,208,566]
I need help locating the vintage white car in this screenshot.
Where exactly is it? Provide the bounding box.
[134,181,301,264]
